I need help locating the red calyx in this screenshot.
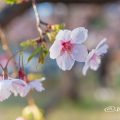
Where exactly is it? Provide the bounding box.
[18,68,29,83]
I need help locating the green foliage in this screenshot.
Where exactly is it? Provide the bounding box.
[21,37,48,64]
[5,0,16,4]
[47,24,65,42]
[28,46,48,64]
[47,31,57,42]
[51,24,65,31]
[38,47,49,64]
[5,0,24,4]
[28,47,42,62]
[20,38,38,48]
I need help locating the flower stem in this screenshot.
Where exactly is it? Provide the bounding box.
[32,0,43,38]
[27,91,35,105]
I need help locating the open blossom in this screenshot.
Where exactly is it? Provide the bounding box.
[10,77,45,97]
[49,27,88,71]
[9,67,45,97]
[0,68,45,100]
[82,38,109,76]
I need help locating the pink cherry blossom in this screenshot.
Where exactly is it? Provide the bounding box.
[49,27,88,71]
[82,38,109,76]
[10,77,45,97]
[9,67,45,97]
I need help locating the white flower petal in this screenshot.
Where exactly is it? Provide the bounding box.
[89,55,101,70]
[55,30,64,40]
[56,52,75,71]
[0,91,11,102]
[82,50,95,76]
[49,40,61,59]
[21,85,30,97]
[96,39,109,56]
[61,30,71,41]
[11,79,27,97]
[56,30,71,41]
[96,38,107,49]
[82,62,89,76]
[71,44,88,62]
[71,27,88,44]
[0,80,12,101]
[82,49,101,75]
[29,80,45,92]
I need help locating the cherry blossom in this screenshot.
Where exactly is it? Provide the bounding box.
[82,38,109,76]
[0,75,45,99]
[49,27,88,71]
[9,67,45,97]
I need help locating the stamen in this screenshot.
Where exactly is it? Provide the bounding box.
[61,41,73,53]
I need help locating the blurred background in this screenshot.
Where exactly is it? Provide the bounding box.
[0,0,120,120]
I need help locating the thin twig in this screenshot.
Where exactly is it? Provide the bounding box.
[0,64,4,70]
[32,0,43,38]
[5,49,24,69]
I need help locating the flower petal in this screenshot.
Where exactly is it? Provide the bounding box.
[49,40,61,59]
[89,56,101,70]
[50,30,71,59]
[96,38,107,49]
[96,38,109,56]
[82,49,99,75]
[21,86,30,97]
[56,52,75,71]
[71,27,88,44]
[0,80,12,101]
[82,62,89,76]
[11,79,27,97]
[0,91,11,102]
[71,44,88,62]
[56,30,71,41]
[29,80,45,92]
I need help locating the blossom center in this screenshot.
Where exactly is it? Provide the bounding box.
[61,41,73,52]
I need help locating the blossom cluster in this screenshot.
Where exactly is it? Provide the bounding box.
[0,27,108,102]
[49,27,109,75]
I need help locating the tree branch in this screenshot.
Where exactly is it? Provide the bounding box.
[32,0,43,38]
